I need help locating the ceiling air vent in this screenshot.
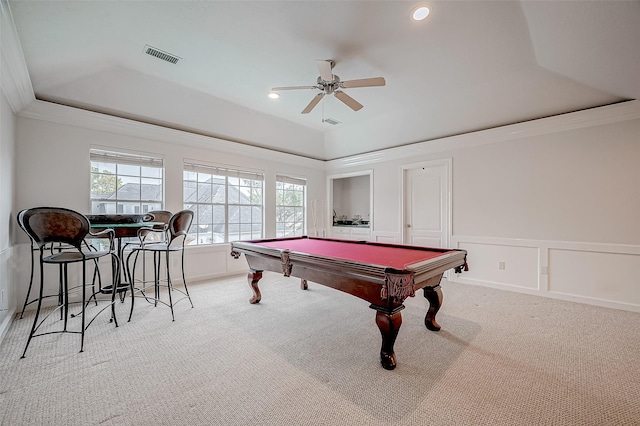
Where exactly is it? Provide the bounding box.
[144,45,180,64]
[323,118,341,125]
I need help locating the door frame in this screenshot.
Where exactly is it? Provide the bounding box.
[400,158,452,248]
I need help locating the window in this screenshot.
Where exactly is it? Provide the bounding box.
[276,175,306,237]
[90,149,164,214]
[183,161,264,245]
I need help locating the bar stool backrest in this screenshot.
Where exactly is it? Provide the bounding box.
[138,210,172,243]
[147,210,172,226]
[168,210,194,245]
[22,207,90,251]
[17,209,32,245]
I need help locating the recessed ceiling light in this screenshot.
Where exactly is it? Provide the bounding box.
[411,5,431,21]
[268,91,280,99]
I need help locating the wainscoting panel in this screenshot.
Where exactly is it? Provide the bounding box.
[454,240,540,290]
[372,232,400,244]
[548,248,640,308]
[450,236,640,312]
[172,244,244,283]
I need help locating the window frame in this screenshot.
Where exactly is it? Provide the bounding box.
[275,174,307,238]
[183,160,265,245]
[90,149,164,215]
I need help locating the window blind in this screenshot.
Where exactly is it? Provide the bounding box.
[276,175,307,186]
[90,149,164,168]
[184,160,264,181]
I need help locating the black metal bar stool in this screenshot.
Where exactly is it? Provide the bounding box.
[126,209,194,321]
[17,209,104,320]
[20,207,121,358]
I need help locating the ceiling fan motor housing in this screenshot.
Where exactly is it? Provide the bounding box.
[317,75,341,94]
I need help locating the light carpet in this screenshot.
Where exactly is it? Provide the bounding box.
[1,273,639,425]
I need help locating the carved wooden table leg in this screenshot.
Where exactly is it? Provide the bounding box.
[248,270,263,304]
[423,284,443,331]
[375,310,403,370]
[300,279,308,290]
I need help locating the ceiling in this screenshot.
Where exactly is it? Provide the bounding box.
[8,1,640,160]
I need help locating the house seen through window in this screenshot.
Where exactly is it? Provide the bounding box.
[183,161,264,245]
[90,149,164,215]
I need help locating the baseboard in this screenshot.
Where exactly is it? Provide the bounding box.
[0,306,16,347]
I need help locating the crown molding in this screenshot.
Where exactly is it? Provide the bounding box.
[0,0,35,113]
[326,100,640,170]
[19,98,640,174]
[18,100,326,171]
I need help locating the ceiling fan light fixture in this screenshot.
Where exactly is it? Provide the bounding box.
[268,91,280,99]
[411,5,431,21]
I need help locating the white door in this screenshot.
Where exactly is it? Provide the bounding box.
[403,159,450,248]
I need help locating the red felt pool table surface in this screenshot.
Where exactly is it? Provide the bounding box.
[257,238,454,270]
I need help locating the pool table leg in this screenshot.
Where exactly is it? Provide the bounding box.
[248,270,263,304]
[423,284,443,331]
[375,309,403,370]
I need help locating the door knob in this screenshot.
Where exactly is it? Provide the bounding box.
[407,224,411,228]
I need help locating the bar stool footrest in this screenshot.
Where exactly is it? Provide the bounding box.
[99,283,130,294]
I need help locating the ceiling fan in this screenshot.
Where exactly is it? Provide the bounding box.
[271,60,386,114]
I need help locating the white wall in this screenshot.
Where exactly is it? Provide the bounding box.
[13,101,326,311]
[326,101,640,312]
[453,120,640,244]
[0,90,16,340]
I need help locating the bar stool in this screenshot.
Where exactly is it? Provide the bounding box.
[17,210,104,320]
[20,207,120,357]
[126,209,194,321]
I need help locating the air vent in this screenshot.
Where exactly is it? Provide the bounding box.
[144,45,180,64]
[323,118,341,125]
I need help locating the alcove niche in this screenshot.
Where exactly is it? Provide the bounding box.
[327,170,373,240]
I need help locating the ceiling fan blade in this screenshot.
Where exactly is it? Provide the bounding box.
[271,85,319,91]
[334,90,363,111]
[340,77,386,89]
[316,59,334,82]
[301,93,325,114]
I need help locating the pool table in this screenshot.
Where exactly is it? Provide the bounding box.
[230,236,468,370]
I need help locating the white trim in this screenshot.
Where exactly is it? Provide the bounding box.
[0,244,15,346]
[0,0,35,113]
[18,100,326,171]
[326,100,640,169]
[0,306,16,346]
[453,235,640,255]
